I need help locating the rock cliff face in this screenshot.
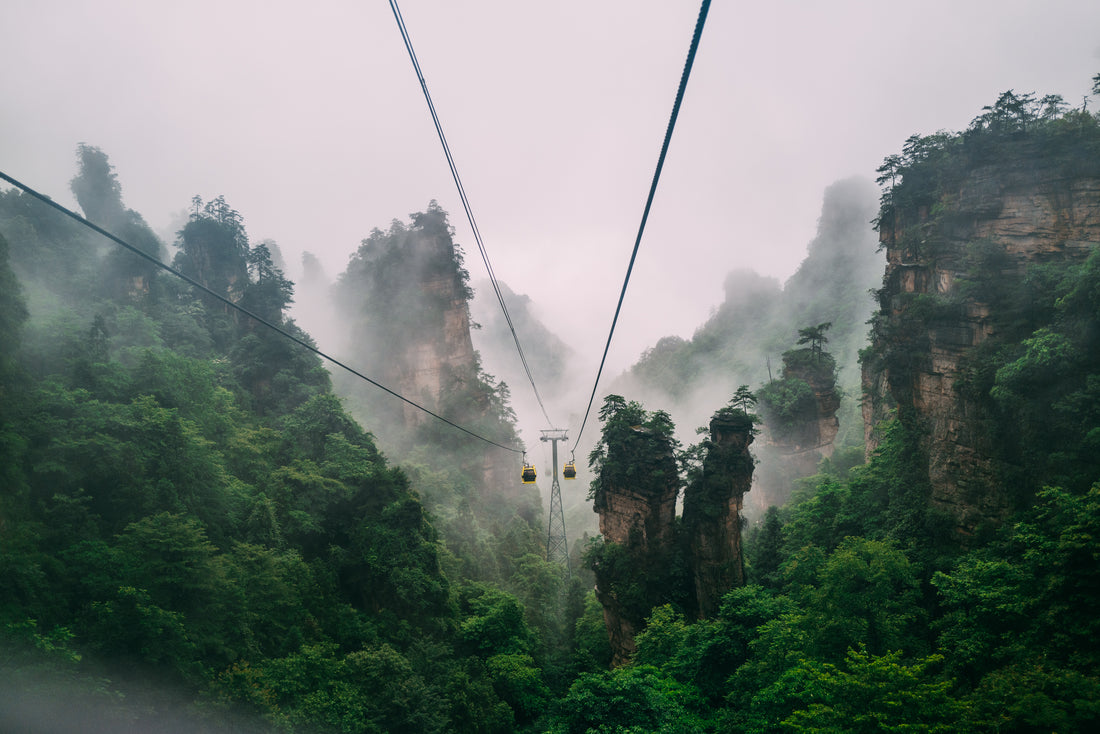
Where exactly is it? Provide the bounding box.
[591,426,679,667]
[392,272,479,429]
[335,205,520,503]
[337,206,483,430]
[754,350,841,506]
[590,401,756,666]
[780,359,841,455]
[865,157,1100,535]
[682,413,755,619]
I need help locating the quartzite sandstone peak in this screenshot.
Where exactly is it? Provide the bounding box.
[865,142,1100,536]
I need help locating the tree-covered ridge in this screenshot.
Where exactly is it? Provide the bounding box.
[876,91,1100,235]
[0,150,585,732]
[866,86,1100,507]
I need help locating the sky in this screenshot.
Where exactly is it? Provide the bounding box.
[3,0,1100,397]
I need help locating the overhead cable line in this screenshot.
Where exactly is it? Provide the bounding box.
[570,0,711,455]
[0,169,523,455]
[388,0,556,429]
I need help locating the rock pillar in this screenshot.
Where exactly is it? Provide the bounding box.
[682,411,755,619]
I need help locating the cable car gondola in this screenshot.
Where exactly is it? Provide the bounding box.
[521,463,537,484]
[563,461,576,479]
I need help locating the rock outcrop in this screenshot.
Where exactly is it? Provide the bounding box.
[393,272,479,429]
[865,152,1100,535]
[760,351,840,455]
[590,399,756,665]
[754,348,841,507]
[591,425,679,667]
[334,204,520,504]
[682,411,755,619]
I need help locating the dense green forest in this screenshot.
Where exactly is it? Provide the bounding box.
[3,81,1100,732]
[0,151,586,732]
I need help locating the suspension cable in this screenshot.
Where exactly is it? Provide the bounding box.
[571,0,711,455]
[389,0,556,429]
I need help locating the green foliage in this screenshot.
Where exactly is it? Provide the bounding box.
[217,642,448,734]
[778,345,837,378]
[796,321,832,355]
[780,647,961,733]
[0,232,28,373]
[729,384,758,414]
[173,195,250,299]
[756,377,815,440]
[457,583,535,658]
[586,394,679,507]
[582,538,655,627]
[571,592,613,674]
[931,484,1100,730]
[1,155,578,731]
[547,665,708,734]
[788,537,924,660]
[961,662,1100,732]
[6,110,1100,730]
[745,506,784,588]
[934,485,1100,676]
[484,652,552,726]
[633,603,756,705]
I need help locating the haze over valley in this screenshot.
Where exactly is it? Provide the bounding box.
[3,2,1100,731]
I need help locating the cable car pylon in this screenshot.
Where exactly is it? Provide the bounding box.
[540,429,570,572]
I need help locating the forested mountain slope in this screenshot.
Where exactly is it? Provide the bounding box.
[0,151,583,732]
[2,80,1100,732]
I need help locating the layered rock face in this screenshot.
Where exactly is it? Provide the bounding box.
[780,359,841,455]
[335,206,519,501]
[682,413,755,619]
[865,160,1100,534]
[754,351,841,508]
[591,427,679,667]
[593,432,679,548]
[393,271,479,429]
[591,407,756,665]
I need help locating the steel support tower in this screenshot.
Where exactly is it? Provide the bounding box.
[540,429,570,571]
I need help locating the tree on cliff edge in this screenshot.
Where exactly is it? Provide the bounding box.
[797,321,832,357]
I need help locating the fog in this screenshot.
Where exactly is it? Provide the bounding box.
[4,1,1098,374]
[3,2,1100,536]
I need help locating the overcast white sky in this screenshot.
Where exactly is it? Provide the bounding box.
[3,0,1100,384]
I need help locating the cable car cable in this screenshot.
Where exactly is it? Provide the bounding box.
[0,169,523,455]
[570,0,711,455]
[388,0,556,429]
